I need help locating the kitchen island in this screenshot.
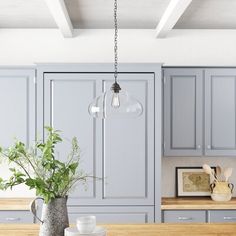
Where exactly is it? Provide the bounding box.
[0,224,236,236]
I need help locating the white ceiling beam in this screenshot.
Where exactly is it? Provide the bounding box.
[156,0,193,38]
[44,0,73,38]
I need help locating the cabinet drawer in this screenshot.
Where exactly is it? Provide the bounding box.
[209,210,236,222]
[163,210,206,223]
[0,211,33,223]
[68,206,154,223]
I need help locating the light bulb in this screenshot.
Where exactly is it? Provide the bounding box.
[111,92,120,108]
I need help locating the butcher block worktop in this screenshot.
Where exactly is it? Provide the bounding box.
[162,197,236,210]
[0,224,236,236]
[0,198,33,211]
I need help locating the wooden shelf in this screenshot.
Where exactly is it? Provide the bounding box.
[0,198,33,211]
[162,197,236,210]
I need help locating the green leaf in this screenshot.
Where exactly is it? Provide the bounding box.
[0,126,92,203]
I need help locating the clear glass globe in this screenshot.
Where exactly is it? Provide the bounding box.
[88,90,143,119]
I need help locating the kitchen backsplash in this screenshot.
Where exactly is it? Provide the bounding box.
[162,156,236,197]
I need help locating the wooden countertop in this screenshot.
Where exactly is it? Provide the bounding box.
[1,197,236,211]
[0,198,33,211]
[162,197,236,210]
[0,224,236,236]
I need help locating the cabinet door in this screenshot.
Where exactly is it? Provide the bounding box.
[205,69,236,156]
[68,206,154,223]
[43,73,154,206]
[163,68,203,156]
[0,69,35,147]
[44,73,100,205]
[0,69,36,198]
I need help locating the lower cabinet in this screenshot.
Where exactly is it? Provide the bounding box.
[208,210,236,223]
[162,210,206,223]
[68,206,154,223]
[0,210,34,223]
[162,210,236,223]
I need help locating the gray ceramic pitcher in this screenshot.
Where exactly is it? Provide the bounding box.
[30,197,69,236]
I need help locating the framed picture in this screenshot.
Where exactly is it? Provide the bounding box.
[176,167,216,197]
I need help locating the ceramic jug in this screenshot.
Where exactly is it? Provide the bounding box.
[210,181,234,201]
[30,197,69,236]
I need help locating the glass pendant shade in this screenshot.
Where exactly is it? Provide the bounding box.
[88,89,143,119]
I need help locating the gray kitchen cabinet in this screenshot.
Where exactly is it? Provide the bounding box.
[43,72,154,206]
[0,69,36,148]
[163,68,203,156]
[36,63,162,223]
[162,210,206,223]
[164,67,236,157]
[162,209,236,223]
[0,211,34,223]
[208,210,236,223]
[205,69,236,156]
[68,206,154,223]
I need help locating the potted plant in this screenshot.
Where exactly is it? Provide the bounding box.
[0,127,93,236]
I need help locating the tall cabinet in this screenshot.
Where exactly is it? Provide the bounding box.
[0,68,35,223]
[37,64,162,223]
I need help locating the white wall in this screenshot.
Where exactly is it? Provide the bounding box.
[0,29,236,66]
[162,157,236,197]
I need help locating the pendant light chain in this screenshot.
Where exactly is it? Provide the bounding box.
[114,0,118,83]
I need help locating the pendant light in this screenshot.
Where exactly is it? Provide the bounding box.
[88,0,143,119]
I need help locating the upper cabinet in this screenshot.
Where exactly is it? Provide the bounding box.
[164,68,236,157]
[205,69,236,156]
[164,68,203,156]
[0,69,35,147]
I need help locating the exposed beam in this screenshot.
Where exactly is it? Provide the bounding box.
[44,0,73,38]
[156,0,192,38]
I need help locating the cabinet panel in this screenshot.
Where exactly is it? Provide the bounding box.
[0,69,35,147]
[164,68,203,156]
[208,210,236,223]
[44,73,98,202]
[0,69,36,198]
[205,69,236,155]
[172,77,196,148]
[68,206,154,223]
[163,210,206,223]
[102,74,154,205]
[43,72,154,206]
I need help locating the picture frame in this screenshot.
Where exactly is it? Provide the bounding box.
[176,167,216,197]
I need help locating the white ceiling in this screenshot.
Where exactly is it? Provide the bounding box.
[64,0,171,29]
[0,0,236,29]
[0,0,57,28]
[175,0,236,29]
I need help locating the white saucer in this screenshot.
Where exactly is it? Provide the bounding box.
[65,226,106,236]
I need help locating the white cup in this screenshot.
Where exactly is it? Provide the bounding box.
[76,216,96,234]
